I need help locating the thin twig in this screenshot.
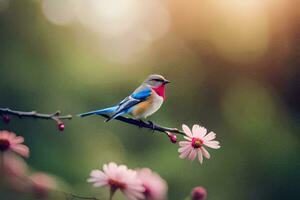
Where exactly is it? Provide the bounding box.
[98,114,185,136]
[65,193,100,200]
[0,107,72,123]
[5,173,100,200]
[0,153,4,188]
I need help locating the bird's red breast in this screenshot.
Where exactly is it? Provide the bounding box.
[152,85,166,100]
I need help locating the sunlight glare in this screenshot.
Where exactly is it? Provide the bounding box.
[76,0,139,38]
[41,0,77,25]
[210,0,270,63]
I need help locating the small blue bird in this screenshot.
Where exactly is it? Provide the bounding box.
[78,74,170,123]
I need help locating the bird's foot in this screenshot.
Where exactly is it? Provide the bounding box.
[138,119,144,128]
[147,120,155,132]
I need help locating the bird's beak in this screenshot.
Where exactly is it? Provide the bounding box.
[164,80,171,84]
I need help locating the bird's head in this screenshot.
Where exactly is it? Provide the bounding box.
[144,74,170,88]
[144,74,170,99]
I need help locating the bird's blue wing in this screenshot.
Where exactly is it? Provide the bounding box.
[117,87,151,105]
[131,88,152,99]
[106,87,151,121]
[115,87,151,113]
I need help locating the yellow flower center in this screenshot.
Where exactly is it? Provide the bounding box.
[191,138,203,148]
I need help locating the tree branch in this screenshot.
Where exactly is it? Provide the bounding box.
[64,193,100,200]
[98,114,185,136]
[0,108,72,130]
[0,108,72,120]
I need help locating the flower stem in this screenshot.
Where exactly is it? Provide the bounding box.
[0,153,4,189]
[109,188,117,200]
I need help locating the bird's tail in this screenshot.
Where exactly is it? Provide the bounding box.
[78,106,118,118]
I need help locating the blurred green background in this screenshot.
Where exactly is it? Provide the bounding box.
[1,0,300,199]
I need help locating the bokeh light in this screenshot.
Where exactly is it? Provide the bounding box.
[208,0,269,63]
[41,0,171,64]
[41,0,77,25]
[76,0,139,37]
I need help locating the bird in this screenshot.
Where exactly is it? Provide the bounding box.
[78,74,170,124]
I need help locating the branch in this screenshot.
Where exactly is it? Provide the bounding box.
[10,174,101,200]
[0,108,72,131]
[63,193,100,200]
[98,114,185,136]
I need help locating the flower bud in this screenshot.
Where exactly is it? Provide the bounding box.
[169,134,177,143]
[191,186,207,200]
[57,123,65,131]
[166,132,177,144]
[2,115,10,123]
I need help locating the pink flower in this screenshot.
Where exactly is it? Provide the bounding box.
[0,130,29,158]
[30,172,57,198]
[178,124,220,164]
[88,162,145,200]
[3,154,28,178]
[191,186,207,200]
[136,168,167,200]
[4,154,29,193]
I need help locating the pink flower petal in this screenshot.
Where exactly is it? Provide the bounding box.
[88,179,108,187]
[203,131,216,141]
[182,124,193,137]
[104,162,118,179]
[126,184,145,192]
[136,168,167,200]
[108,162,118,170]
[184,136,192,141]
[102,163,108,173]
[197,150,203,164]
[179,148,191,159]
[188,149,197,161]
[193,125,207,138]
[204,141,220,149]
[179,141,191,147]
[178,145,191,153]
[7,132,16,140]
[90,170,106,179]
[12,136,24,144]
[124,190,145,200]
[11,145,29,158]
[201,147,211,159]
[124,191,141,200]
[192,125,200,137]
